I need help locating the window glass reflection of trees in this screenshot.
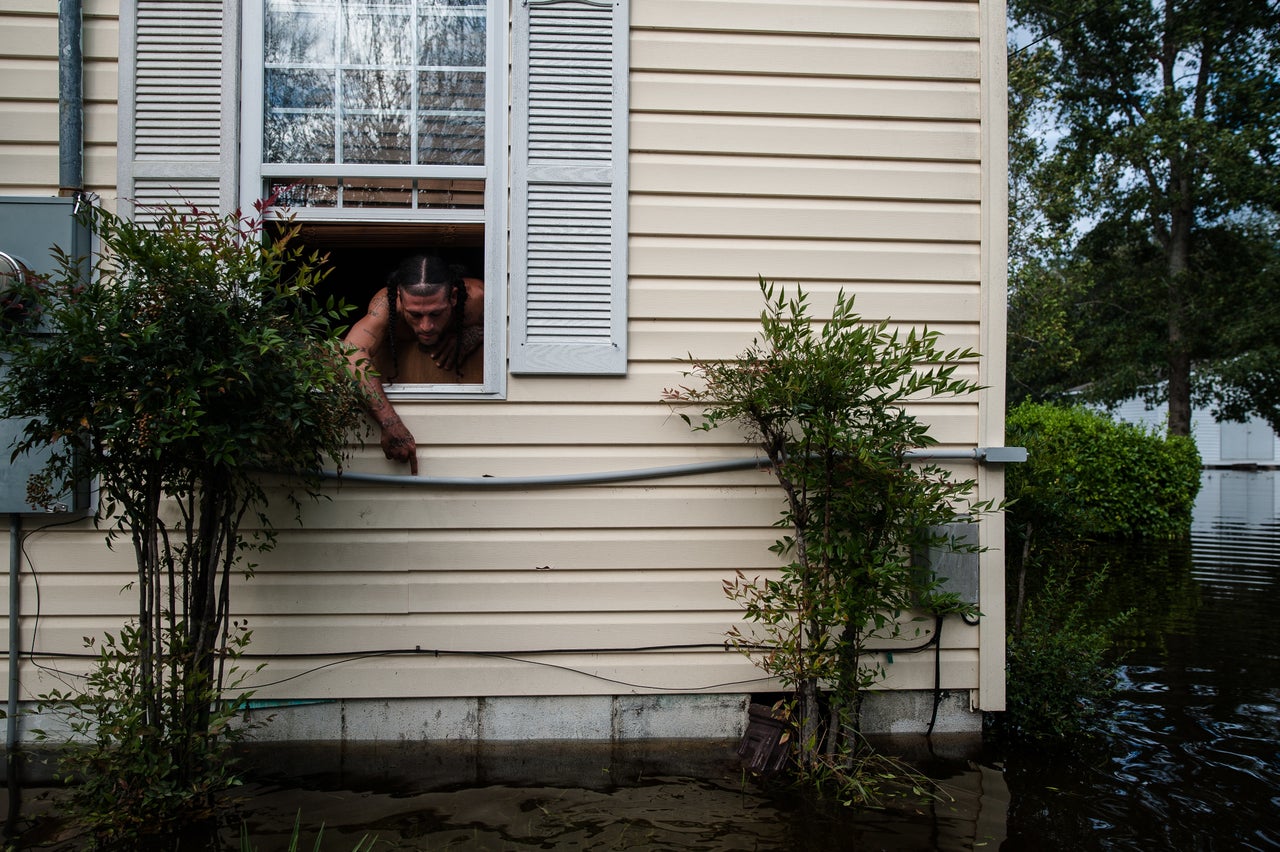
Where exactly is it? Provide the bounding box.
[265,3,335,64]
[263,0,487,167]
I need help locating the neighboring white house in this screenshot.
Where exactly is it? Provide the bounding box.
[0,0,1010,741]
[1111,398,1280,467]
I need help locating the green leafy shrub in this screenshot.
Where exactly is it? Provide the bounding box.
[0,200,365,844]
[37,623,261,843]
[1005,562,1131,741]
[666,280,986,802]
[1005,401,1201,540]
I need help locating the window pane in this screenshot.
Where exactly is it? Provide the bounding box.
[341,69,410,112]
[417,115,483,165]
[264,71,337,164]
[417,178,484,209]
[343,1,413,66]
[419,70,484,111]
[418,69,484,165]
[343,116,412,164]
[265,2,336,64]
[268,68,335,109]
[270,178,339,208]
[343,177,415,208]
[419,5,486,66]
[340,69,411,164]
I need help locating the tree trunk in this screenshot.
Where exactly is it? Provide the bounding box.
[1166,203,1193,437]
[1014,522,1033,637]
[1167,331,1192,436]
[799,678,821,767]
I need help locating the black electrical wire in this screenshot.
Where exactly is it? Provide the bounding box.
[235,642,747,658]
[4,625,950,696]
[11,514,954,696]
[13,512,95,687]
[230,649,781,693]
[926,612,945,737]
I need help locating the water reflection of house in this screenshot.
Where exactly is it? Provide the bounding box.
[1195,470,1278,528]
[0,1,1010,742]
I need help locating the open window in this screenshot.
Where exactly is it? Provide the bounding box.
[278,219,488,389]
[242,0,504,397]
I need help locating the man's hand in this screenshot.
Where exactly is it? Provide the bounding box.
[379,414,419,475]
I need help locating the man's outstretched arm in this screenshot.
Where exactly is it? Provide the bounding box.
[344,289,419,475]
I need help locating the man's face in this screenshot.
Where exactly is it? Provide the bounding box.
[398,287,455,348]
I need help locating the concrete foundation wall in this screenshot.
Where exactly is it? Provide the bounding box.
[13,690,982,746]
[240,692,983,743]
[237,694,753,743]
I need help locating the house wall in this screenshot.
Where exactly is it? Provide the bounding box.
[1,0,1008,737]
[0,0,120,199]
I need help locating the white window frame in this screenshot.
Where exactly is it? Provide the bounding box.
[239,0,508,400]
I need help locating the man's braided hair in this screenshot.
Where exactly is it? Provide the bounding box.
[384,254,469,382]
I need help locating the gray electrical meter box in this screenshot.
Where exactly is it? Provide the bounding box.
[0,196,94,515]
[913,521,980,607]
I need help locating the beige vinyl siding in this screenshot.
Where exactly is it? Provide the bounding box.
[622,0,1000,708]
[4,0,1007,713]
[0,0,119,198]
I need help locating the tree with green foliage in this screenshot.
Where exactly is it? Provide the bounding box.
[0,201,365,843]
[666,281,984,802]
[1007,46,1087,403]
[1007,0,1280,434]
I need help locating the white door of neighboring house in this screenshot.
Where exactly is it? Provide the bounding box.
[1219,417,1275,462]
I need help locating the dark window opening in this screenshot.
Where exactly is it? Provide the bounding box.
[274,221,487,386]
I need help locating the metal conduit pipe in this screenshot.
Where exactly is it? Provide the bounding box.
[59,0,84,195]
[317,447,1026,489]
[7,515,21,757]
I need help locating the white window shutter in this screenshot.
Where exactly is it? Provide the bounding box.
[510,0,629,375]
[120,1,233,221]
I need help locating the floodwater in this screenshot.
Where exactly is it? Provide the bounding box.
[997,469,1280,851]
[5,470,1279,851]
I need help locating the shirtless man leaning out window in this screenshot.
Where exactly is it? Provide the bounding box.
[343,254,484,475]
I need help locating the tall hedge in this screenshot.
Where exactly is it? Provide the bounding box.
[1006,401,1201,539]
